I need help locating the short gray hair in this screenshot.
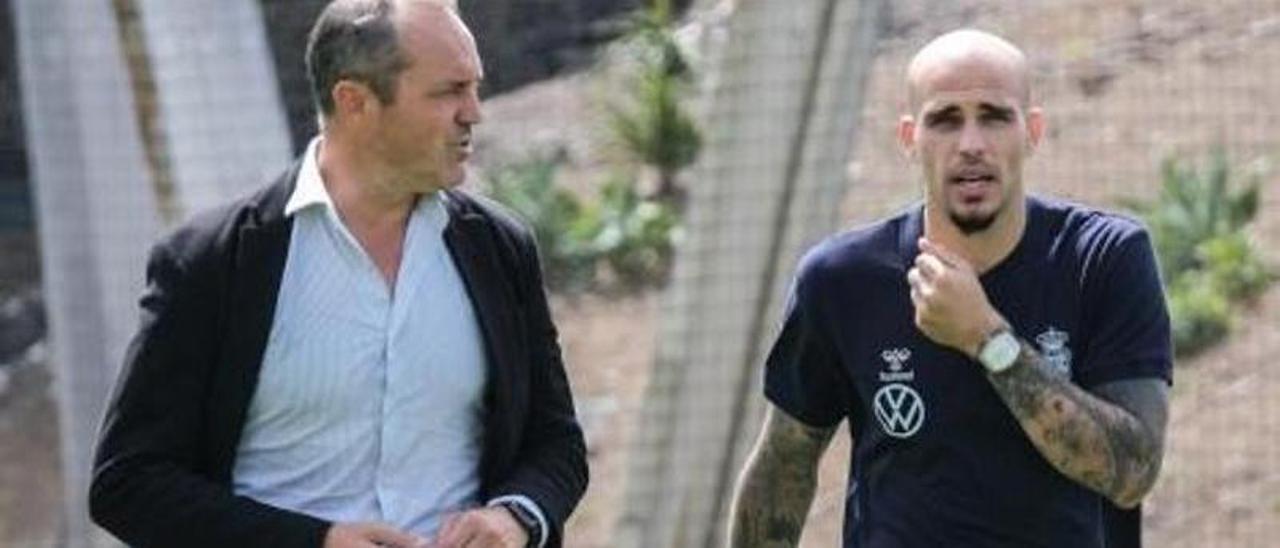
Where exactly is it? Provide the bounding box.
[305,0,408,117]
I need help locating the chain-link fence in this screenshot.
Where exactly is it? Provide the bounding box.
[2,0,1278,546]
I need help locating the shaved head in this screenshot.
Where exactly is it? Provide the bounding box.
[897,29,1044,241]
[906,29,1030,113]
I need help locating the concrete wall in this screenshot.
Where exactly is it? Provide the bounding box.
[619,0,887,546]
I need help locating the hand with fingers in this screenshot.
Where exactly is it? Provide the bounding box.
[324,522,428,548]
[429,507,529,548]
[906,238,1007,357]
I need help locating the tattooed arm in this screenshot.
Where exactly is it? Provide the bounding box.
[908,238,1169,508]
[728,405,838,547]
[985,342,1168,508]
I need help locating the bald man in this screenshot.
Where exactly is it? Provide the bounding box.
[88,2,587,547]
[728,30,1170,547]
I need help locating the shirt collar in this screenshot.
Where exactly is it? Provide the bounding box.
[284,136,452,234]
[285,137,332,217]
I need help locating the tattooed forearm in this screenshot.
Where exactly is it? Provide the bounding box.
[728,406,837,547]
[985,341,1168,508]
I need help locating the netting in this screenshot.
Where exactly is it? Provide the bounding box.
[2,1,1278,546]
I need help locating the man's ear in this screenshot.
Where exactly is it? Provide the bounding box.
[1025,107,1045,155]
[897,115,917,157]
[331,80,376,120]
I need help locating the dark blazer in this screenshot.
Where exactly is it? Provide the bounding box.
[88,160,589,547]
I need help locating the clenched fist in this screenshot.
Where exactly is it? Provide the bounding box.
[906,238,1006,358]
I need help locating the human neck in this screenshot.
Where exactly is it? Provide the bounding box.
[317,136,419,232]
[923,200,1027,274]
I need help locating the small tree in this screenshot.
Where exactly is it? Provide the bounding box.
[606,0,702,207]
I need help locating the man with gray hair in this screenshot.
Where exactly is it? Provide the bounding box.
[728,29,1170,547]
[89,2,587,547]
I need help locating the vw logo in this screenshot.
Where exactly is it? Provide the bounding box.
[873,383,925,438]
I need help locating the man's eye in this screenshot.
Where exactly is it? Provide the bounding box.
[982,112,1012,125]
[432,86,466,97]
[929,116,961,130]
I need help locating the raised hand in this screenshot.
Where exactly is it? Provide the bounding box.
[906,237,1005,357]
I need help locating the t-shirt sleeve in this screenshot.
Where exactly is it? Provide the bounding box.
[763,260,850,428]
[1075,227,1173,388]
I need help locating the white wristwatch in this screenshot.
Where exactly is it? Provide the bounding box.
[977,327,1021,374]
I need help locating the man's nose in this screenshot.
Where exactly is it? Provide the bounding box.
[957,121,987,157]
[458,89,483,126]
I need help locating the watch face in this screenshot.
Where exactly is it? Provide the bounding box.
[981,331,1020,373]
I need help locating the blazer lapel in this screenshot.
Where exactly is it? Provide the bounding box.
[442,196,520,484]
[208,167,295,480]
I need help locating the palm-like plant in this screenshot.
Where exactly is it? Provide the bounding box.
[607,0,702,205]
[1124,150,1272,356]
[1131,151,1259,280]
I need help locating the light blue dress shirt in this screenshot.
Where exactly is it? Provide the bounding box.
[231,139,546,544]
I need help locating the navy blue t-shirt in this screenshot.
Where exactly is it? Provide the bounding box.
[764,196,1172,548]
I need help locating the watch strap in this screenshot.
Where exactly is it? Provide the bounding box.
[498,500,542,548]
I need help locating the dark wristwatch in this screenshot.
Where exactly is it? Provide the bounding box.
[499,500,542,548]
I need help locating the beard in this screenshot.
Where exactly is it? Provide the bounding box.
[950,210,998,234]
[944,182,1008,234]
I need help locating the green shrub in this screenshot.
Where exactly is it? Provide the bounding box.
[484,154,598,289]
[589,175,681,287]
[484,156,680,292]
[1196,232,1272,302]
[1131,152,1260,280]
[485,0,697,293]
[1167,272,1233,357]
[1125,151,1273,357]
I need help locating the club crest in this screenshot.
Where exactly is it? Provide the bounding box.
[1036,327,1072,379]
